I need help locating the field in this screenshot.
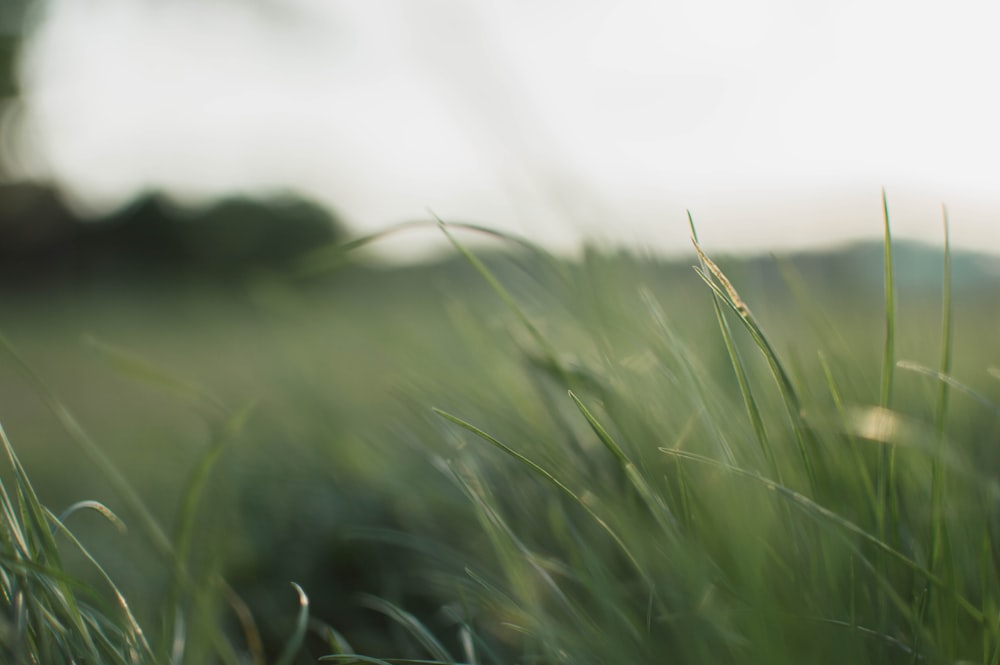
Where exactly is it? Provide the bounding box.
[1,220,999,664]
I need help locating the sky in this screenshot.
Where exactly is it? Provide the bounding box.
[11,0,1000,259]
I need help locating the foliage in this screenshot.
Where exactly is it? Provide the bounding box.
[0,217,998,663]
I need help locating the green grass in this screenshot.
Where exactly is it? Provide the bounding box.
[0,215,999,663]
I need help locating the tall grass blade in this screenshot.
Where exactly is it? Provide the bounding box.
[165,400,256,651]
[688,229,816,489]
[639,287,736,465]
[878,190,898,546]
[432,407,652,587]
[934,206,953,437]
[657,447,982,621]
[436,220,565,382]
[929,206,955,652]
[687,215,776,476]
[817,352,877,508]
[567,391,677,533]
[880,190,896,410]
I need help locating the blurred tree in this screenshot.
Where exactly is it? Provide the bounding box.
[0,1,349,283]
[0,0,30,98]
[0,0,34,177]
[181,195,343,269]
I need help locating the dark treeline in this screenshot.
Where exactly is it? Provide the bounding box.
[0,183,346,286]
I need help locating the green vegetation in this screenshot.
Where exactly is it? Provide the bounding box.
[1,216,999,664]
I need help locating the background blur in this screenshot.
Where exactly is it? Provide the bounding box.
[1,2,999,663]
[3,0,999,258]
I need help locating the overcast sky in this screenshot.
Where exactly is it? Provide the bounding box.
[13,0,1000,258]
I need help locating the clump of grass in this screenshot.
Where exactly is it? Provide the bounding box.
[0,420,152,663]
[2,205,995,665]
[0,336,313,664]
[325,213,1000,664]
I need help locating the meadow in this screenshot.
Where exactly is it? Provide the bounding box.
[1,216,999,664]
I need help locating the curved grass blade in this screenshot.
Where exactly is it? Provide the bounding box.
[897,361,1000,416]
[296,218,544,277]
[45,506,155,661]
[436,220,563,375]
[57,501,127,534]
[274,582,310,665]
[356,593,454,663]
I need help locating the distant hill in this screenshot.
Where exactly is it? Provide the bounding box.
[2,182,996,299]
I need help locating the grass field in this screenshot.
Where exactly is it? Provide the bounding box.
[1,218,999,664]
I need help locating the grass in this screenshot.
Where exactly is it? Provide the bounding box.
[0,211,999,663]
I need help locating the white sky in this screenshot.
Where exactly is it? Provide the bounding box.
[13,0,1000,258]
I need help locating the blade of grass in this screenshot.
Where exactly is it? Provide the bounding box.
[57,501,127,534]
[45,507,155,660]
[657,446,982,622]
[689,226,816,490]
[817,352,877,509]
[444,458,602,639]
[436,219,566,384]
[880,189,896,410]
[1,333,253,663]
[639,286,736,465]
[0,422,106,661]
[878,190,899,572]
[356,593,454,663]
[433,407,652,589]
[296,218,543,278]
[929,206,954,654]
[878,189,899,560]
[688,214,777,477]
[311,619,355,656]
[274,583,310,665]
[934,205,953,438]
[165,400,257,654]
[567,391,678,534]
[896,361,1000,416]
